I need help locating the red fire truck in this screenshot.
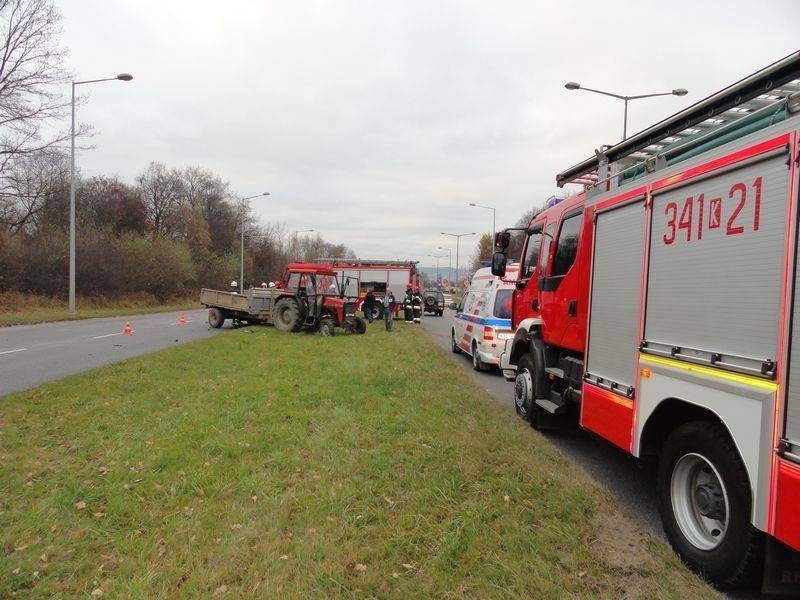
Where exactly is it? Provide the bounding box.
[317,259,421,318]
[492,52,800,590]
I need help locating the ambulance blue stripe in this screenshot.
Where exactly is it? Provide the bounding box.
[455,313,511,328]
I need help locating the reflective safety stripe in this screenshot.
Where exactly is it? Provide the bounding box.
[639,354,779,392]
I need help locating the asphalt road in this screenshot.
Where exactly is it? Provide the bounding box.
[0,308,226,397]
[422,307,663,538]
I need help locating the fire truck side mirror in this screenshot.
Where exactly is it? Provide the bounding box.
[494,230,511,250]
[491,252,507,277]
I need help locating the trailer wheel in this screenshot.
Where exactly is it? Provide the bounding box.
[514,354,535,421]
[319,317,335,337]
[208,308,224,328]
[657,421,764,589]
[353,316,367,334]
[274,298,302,332]
[451,329,461,354]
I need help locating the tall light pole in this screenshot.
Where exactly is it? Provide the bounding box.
[239,192,269,293]
[564,82,688,140]
[292,229,315,259]
[428,253,446,284]
[437,246,451,283]
[69,73,133,314]
[468,202,496,241]
[441,232,475,289]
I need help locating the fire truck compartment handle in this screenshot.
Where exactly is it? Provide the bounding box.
[568,300,577,316]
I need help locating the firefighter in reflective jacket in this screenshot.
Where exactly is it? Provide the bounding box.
[412,290,422,323]
[403,288,414,322]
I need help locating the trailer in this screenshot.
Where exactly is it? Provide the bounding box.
[199,287,280,327]
[492,51,800,591]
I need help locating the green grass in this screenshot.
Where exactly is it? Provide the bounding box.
[0,299,199,327]
[0,323,718,598]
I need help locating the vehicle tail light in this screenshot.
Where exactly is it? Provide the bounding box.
[484,327,494,341]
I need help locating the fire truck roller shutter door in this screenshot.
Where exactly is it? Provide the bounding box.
[784,167,800,454]
[585,198,646,392]
[644,154,788,375]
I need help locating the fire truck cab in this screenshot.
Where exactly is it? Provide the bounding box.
[493,52,800,590]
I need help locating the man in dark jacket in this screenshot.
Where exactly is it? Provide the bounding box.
[362,290,376,324]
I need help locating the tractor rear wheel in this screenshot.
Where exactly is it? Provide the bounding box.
[274,298,302,332]
[208,308,224,328]
[319,317,336,337]
[354,316,367,334]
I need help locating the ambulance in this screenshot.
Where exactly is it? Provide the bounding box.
[450,264,518,371]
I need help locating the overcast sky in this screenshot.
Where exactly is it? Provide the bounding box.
[58,0,799,269]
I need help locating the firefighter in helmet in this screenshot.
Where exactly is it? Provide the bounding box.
[403,287,414,322]
[412,288,422,323]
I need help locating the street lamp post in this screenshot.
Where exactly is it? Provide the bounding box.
[441,232,475,289]
[468,202,496,242]
[69,73,133,314]
[239,192,270,293]
[564,82,688,140]
[428,254,446,284]
[437,246,451,283]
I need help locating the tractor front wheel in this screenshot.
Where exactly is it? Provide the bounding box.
[319,317,336,337]
[353,316,367,334]
[274,298,302,332]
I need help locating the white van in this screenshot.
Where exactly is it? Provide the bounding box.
[451,265,518,371]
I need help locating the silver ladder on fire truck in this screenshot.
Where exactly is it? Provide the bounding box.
[552,51,800,590]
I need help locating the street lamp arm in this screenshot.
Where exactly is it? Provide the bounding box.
[572,85,627,100]
[626,91,680,100]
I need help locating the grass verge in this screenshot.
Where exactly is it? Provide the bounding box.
[0,323,717,598]
[0,292,198,327]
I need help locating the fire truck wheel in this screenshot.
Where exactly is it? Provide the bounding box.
[657,421,764,589]
[274,298,302,332]
[208,308,224,328]
[514,354,535,421]
[353,316,367,334]
[451,329,461,354]
[319,317,335,337]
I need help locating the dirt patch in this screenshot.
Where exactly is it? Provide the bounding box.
[593,510,659,572]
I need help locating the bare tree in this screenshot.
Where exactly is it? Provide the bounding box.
[0,0,71,184]
[0,147,67,231]
[469,233,493,273]
[136,161,185,238]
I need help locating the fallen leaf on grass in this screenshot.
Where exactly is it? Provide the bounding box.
[91,588,104,598]
[401,563,415,571]
[392,572,399,579]
[251,495,258,503]
[75,501,86,510]
[50,524,57,533]
[354,563,367,574]
[230,524,242,531]
[213,584,228,596]
[503,495,510,503]
[278,555,289,561]
[38,553,47,564]
[157,539,167,557]
[12,567,20,575]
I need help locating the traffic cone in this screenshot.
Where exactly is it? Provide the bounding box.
[178,312,186,325]
[123,321,133,335]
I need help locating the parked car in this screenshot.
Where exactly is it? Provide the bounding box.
[422,289,445,316]
[450,265,517,370]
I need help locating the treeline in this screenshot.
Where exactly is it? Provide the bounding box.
[0,160,355,300]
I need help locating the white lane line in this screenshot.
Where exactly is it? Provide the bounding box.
[0,348,27,355]
[92,332,124,339]
[168,320,194,326]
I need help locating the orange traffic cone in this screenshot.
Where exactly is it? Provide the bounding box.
[123,321,133,335]
[178,312,186,325]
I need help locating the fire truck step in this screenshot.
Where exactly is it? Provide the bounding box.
[545,367,565,379]
[535,398,567,415]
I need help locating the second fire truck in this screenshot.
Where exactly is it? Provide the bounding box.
[492,52,800,589]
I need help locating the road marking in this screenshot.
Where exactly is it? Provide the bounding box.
[0,348,27,355]
[169,320,193,326]
[92,332,124,339]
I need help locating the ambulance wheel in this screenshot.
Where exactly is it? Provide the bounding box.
[451,329,461,354]
[514,354,535,421]
[471,341,486,371]
[657,421,763,590]
[208,308,224,328]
